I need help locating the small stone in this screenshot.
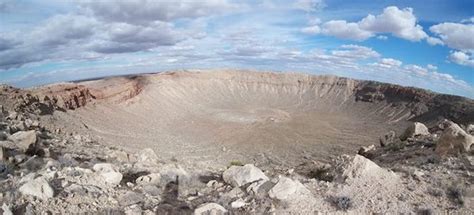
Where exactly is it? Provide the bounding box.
[110,150,132,163]
[357,144,376,158]
[467,124,474,135]
[119,191,144,207]
[223,164,268,187]
[7,112,17,120]
[207,180,218,187]
[19,177,54,200]
[93,163,123,185]
[159,164,189,186]
[142,185,161,196]
[379,131,396,147]
[0,146,5,161]
[14,154,27,163]
[246,179,273,197]
[194,203,227,215]
[412,170,424,180]
[25,119,40,129]
[230,198,246,208]
[136,173,161,186]
[0,162,7,175]
[137,148,159,163]
[124,204,142,215]
[0,132,7,141]
[134,148,160,170]
[287,168,294,175]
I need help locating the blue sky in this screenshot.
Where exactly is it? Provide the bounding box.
[0,0,473,98]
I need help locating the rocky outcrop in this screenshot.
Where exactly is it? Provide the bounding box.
[355,81,474,125]
[53,86,95,110]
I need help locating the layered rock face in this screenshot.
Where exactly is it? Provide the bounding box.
[39,70,471,167]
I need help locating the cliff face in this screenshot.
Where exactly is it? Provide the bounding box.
[10,75,147,111]
[3,70,473,126]
[355,81,474,125]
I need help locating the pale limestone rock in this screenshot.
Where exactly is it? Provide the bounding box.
[223,164,268,187]
[19,177,54,200]
[435,122,473,155]
[194,203,227,215]
[8,130,37,152]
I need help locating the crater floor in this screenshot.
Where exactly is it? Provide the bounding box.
[49,71,417,169]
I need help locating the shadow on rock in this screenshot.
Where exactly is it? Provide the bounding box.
[155,176,192,215]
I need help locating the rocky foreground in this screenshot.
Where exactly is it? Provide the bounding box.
[0,85,473,214]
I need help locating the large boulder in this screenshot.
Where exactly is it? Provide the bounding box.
[223,164,268,187]
[268,176,310,201]
[194,203,227,215]
[337,155,398,183]
[19,177,54,200]
[93,163,123,185]
[435,122,473,156]
[400,122,430,140]
[7,130,37,152]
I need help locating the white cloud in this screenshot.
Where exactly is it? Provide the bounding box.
[0,0,15,12]
[301,25,321,34]
[376,58,402,68]
[427,64,437,70]
[358,6,427,41]
[321,20,373,41]
[376,35,388,40]
[461,17,474,23]
[429,22,474,51]
[448,51,474,67]
[303,6,428,42]
[426,37,444,46]
[404,64,428,76]
[79,0,239,24]
[294,0,325,12]
[0,0,241,69]
[331,44,380,59]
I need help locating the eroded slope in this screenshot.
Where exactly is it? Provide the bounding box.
[30,70,473,169]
